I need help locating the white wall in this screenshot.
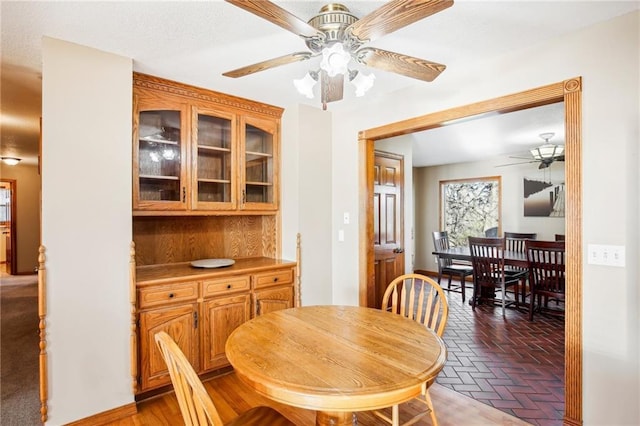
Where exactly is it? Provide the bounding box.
[281,104,333,305]
[413,154,566,272]
[321,11,639,425]
[42,38,132,424]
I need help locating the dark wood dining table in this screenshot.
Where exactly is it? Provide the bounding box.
[432,246,529,302]
[225,305,447,426]
[432,246,528,268]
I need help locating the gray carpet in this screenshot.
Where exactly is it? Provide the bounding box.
[1,274,40,425]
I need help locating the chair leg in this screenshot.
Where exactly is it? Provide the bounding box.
[501,283,506,317]
[460,274,465,302]
[529,292,535,321]
[424,389,438,426]
[392,404,399,426]
[471,282,478,310]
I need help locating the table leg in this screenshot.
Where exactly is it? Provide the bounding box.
[316,411,355,426]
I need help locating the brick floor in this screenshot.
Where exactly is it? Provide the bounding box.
[437,281,564,426]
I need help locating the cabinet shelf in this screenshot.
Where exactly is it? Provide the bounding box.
[245,151,273,158]
[140,174,180,181]
[198,145,231,153]
[140,138,179,146]
[198,178,231,184]
[246,181,272,186]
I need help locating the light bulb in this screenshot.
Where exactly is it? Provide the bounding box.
[351,71,376,97]
[320,44,351,77]
[293,72,317,99]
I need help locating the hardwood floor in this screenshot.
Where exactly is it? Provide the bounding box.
[108,372,529,425]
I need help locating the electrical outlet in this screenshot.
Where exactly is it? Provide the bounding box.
[343,212,350,225]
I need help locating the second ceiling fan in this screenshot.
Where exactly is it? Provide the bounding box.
[223,0,453,109]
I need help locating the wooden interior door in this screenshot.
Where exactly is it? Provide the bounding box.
[0,180,16,275]
[372,151,404,308]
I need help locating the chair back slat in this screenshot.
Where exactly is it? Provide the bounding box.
[469,237,506,286]
[432,231,453,268]
[504,232,537,253]
[526,240,566,296]
[155,331,224,426]
[381,273,448,337]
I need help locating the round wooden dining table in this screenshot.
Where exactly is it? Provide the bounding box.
[225,305,447,426]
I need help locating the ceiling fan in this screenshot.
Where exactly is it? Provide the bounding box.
[497,132,565,169]
[222,0,453,109]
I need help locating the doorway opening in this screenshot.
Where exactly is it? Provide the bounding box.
[358,78,583,424]
[0,179,17,276]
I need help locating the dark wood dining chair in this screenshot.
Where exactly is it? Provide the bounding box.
[504,232,537,303]
[484,226,498,237]
[525,240,566,321]
[432,231,474,302]
[376,273,448,426]
[468,237,520,317]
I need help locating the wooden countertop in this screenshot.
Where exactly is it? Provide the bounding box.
[136,257,296,286]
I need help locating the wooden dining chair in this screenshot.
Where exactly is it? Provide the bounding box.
[154,332,294,426]
[468,237,520,317]
[432,231,474,302]
[504,232,537,303]
[375,273,448,426]
[525,240,566,321]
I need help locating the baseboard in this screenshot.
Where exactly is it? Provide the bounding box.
[413,269,438,278]
[414,269,473,282]
[66,402,137,426]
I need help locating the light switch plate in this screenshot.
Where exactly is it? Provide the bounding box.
[588,244,625,267]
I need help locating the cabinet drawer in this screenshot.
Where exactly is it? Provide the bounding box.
[138,282,199,309]
[253,268,294,289]
[202,276,250,297]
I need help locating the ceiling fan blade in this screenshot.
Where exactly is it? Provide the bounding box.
[222,52,312,78]
[225,0,320,38]
[320,70,344,110]
[495,161,537,168]
[356,47,445,82]
[347,0,453,43]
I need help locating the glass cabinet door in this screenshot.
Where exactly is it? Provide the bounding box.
[192,107,236,210]
[241,116,278,210]
[134,104,188,210]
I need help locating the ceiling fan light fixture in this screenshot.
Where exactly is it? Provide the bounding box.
[320,43,351,77]
[293,71,318,99]
[1,157,21,166]
[350,70,375,97]
[530,143,564,160]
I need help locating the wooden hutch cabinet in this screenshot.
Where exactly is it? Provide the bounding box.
[131,73,297,398]
[136,260,296,393]
[133,73,281,214]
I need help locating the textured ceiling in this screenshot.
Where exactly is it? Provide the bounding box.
[2,1,638,166]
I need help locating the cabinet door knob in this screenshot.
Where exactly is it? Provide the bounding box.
[273,277,278,282]
[227,284,232,289]
[168,293,175,298]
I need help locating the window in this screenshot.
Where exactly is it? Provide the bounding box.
[440,176,501,247]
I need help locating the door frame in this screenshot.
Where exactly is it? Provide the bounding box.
[0,178,18,274]
[358,78,582,425]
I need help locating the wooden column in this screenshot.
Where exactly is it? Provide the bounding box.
[38,245,48,423]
